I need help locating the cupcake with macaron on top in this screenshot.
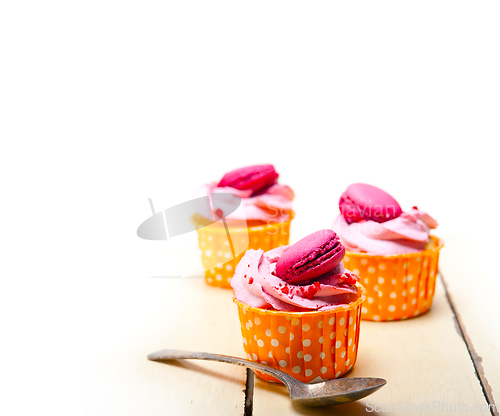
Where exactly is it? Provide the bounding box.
[232,229,365,383]
[331,183,443,321]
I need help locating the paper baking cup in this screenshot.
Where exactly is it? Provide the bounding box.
[343,236,443,321]
[194,213,294,288]
[233,286,365,384]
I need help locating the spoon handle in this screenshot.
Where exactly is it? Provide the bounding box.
[148,349,296,387]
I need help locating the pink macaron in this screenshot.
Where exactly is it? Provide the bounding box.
[275,229,345,284]
[339,183,402,224]
[218,164,279,195]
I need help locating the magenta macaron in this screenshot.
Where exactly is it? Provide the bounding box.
[339,183,402,224]
[275,229,345,284]
[218,164,279,195]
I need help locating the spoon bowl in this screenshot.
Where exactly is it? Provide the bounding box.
[148,349,386,407]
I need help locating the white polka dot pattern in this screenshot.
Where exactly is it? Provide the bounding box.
[234,294,364,383]
[343,237,442,321]
[195,213,293,288]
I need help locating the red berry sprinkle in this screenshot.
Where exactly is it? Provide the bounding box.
[248,277,254,284]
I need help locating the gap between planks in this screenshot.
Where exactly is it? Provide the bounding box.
[441,272,499,416]
[244,368,255,416]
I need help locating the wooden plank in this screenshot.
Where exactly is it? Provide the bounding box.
[252,277,491,415]
[440,232,500,415]
[86,279,247,416]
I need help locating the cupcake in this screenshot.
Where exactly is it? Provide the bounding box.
[193,164,294,288]
[331,183,443,321]
[231,229,365,384]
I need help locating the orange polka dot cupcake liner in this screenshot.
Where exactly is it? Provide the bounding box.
[343,236,443,321]
[233,286,365,384]
[193,213,294,288]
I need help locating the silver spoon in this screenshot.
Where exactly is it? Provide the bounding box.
[148,349,386,407]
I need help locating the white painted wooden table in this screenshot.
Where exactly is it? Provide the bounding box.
[86,232,499,416]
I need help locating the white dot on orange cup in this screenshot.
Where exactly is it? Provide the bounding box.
[279,360,287,367]
[303,339,311,347]
[271,339,279,347]
[321,367,327,374]
[293,366,301,374]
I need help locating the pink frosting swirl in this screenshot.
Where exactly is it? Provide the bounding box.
[231,246,360,312]
[195,182,294,222]
[332,208,438,256]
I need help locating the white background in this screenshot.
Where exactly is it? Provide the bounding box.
[1,1,499,415]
